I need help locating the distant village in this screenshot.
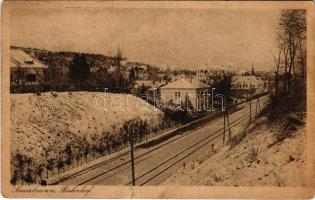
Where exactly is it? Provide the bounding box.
[10,46,272,111]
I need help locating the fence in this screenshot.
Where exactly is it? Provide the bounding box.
[10,84,131,94]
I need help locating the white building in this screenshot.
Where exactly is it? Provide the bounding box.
[159,78,210,111]
[231,75,264,90]
[196,65,226,80]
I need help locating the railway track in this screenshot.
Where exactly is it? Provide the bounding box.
[130,100,268,186]
[75,112,226,185]
[62,95,269,186]
[57,111,222,184]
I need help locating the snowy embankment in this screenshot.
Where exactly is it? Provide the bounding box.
[162,114,306,187]
[10,92,163,163]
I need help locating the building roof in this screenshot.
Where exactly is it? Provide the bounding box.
[160,78,209,89]
[133,80,154,88]
[232,75,262,84]
[10,49,48,69]
[148,80,167,91]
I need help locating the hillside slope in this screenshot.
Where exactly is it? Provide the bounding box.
[10,92,163,163]
[162,116,306,187]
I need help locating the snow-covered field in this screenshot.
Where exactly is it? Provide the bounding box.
[10,92,163,162]
[162,116,306,187]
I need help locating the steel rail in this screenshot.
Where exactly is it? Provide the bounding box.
[69,95,269,185]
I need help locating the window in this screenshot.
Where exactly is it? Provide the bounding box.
[174,91,181,98]
[10,73,14,83]
[24,58,34,64]
[26,73,36,82]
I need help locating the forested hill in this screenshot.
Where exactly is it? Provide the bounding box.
[10,46,161,88]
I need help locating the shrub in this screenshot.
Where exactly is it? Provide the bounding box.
[10,170,18,185]
[246,147,260,163]
[230,129,247,149]
[24,168,35,184]
[51,92,58,97]
[274,114,304,143]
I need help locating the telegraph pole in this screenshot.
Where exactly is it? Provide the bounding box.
[256,97,261,116]
[129,132,136,186]
[225,110,231,142]
[223,110,231,144]
[249,97,252,122]
[223,113,226,144]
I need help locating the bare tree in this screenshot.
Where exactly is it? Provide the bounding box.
[278,10,306,96]
[272,53,279,96]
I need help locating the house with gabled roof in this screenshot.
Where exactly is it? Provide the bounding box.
[159,78,210,111]
[10,48,48,89]
[231,75,264,91]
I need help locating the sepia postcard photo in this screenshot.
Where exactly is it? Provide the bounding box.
[1,1,315,198]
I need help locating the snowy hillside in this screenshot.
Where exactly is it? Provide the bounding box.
[10,92,163,163]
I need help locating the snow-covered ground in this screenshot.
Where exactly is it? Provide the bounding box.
[10,92,163,163]
[162,116,306,187]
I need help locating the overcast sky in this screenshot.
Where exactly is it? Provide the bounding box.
[10,2,280,71]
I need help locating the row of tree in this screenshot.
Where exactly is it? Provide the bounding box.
[18,48,161,92]
[10,115,181,185]
[270,9,306,120]
[273,9,306,97]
